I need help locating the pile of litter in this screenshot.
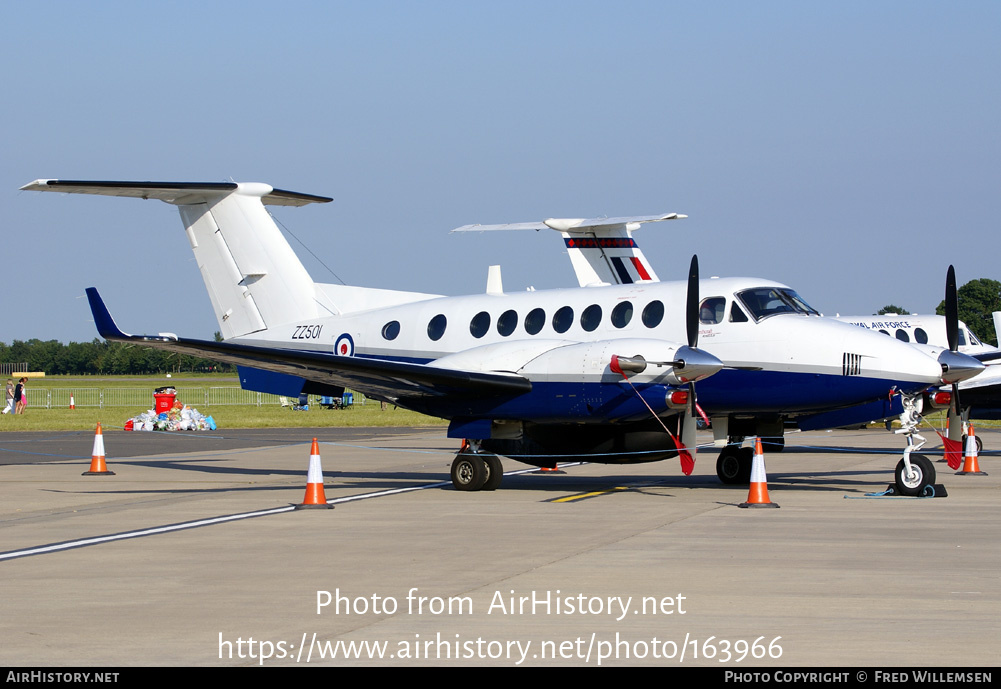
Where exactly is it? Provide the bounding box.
[125,399,217,432]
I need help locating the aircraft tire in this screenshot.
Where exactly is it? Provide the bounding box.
[481,455,503,491]
[716,446,744,484]
[894,454,935,496]
[961,435,984,454]
[451,454,487,491]
[737,447,754,483]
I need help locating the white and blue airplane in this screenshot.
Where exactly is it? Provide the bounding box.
[834,311,1001,447]
[23,179,983,496]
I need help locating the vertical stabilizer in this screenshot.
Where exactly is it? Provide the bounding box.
[559,226,660,287]
[177,184,324,338]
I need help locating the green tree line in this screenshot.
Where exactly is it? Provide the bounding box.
[936,278,1001,347]
[0,338,233,375]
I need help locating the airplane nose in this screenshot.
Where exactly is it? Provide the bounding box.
[673,346,724,383]
[938,349,986,384]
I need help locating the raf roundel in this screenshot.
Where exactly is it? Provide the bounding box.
[334,333,355,357]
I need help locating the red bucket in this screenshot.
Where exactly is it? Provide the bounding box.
[154,393,176,414]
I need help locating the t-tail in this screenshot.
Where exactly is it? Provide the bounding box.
[451,213,683,287]
[21,179,437,340]
[22,180,331,339]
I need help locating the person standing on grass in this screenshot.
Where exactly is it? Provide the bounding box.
[2,379,13,414]
[13,377,26,415]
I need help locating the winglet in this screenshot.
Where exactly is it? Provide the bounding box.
[85,287,129,340]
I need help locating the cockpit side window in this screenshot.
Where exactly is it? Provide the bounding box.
[735,287,819,322]
[729,302,748,323]
[699,297,726,325]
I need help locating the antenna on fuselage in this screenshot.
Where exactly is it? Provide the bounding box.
[486,265,504,295]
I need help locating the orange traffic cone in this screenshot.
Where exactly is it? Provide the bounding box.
[296,438,333,509]
[956,424,988,476]
[739,437,778,508]
[69,394,75,410]
[82,422,115,476]
[537,464,565,474]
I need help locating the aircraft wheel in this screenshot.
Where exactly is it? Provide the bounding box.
[763,435,785,453]
[481,455,503,491]
[894,454,936,496]
[961,435,984,454]
[716,447,744,484]
[737,447,754,483]
[451,454,486,491]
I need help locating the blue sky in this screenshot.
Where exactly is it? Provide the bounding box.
[3,1,999,343]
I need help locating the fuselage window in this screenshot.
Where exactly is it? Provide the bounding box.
[382,321,400,341]
[497,309,518,337]
[730,302,748,323]
[553,306,574,334]
[958,329,968,346]
[525,308,545,335]
[611,301,633,328]
[895,329,910,342]
[642,300,664,328]
[878,329,890,336]
[699,297,725,325]
[914,327,928,344]
[469,311,490,338]
[428,314,447,341]
[581,304,602,332]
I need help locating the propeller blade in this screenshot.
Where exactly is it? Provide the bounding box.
[945,264,958,352]
[687,255,699,349]
[681,381,698,448]
[948,384,963,443]
[679,410,697,474]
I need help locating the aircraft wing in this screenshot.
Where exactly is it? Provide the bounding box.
[972,350,1001,363]
[85,288,531,401]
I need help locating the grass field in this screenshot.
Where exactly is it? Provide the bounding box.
[1,374,446,431]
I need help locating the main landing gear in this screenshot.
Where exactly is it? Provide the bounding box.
[451,441,503,491]
[716,443,753,484]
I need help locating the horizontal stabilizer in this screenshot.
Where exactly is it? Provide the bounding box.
[21,179,332,207]
[452,213,684,234]
[85,288,532,401]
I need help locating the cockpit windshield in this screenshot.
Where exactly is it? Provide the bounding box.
[736,287,820,322]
